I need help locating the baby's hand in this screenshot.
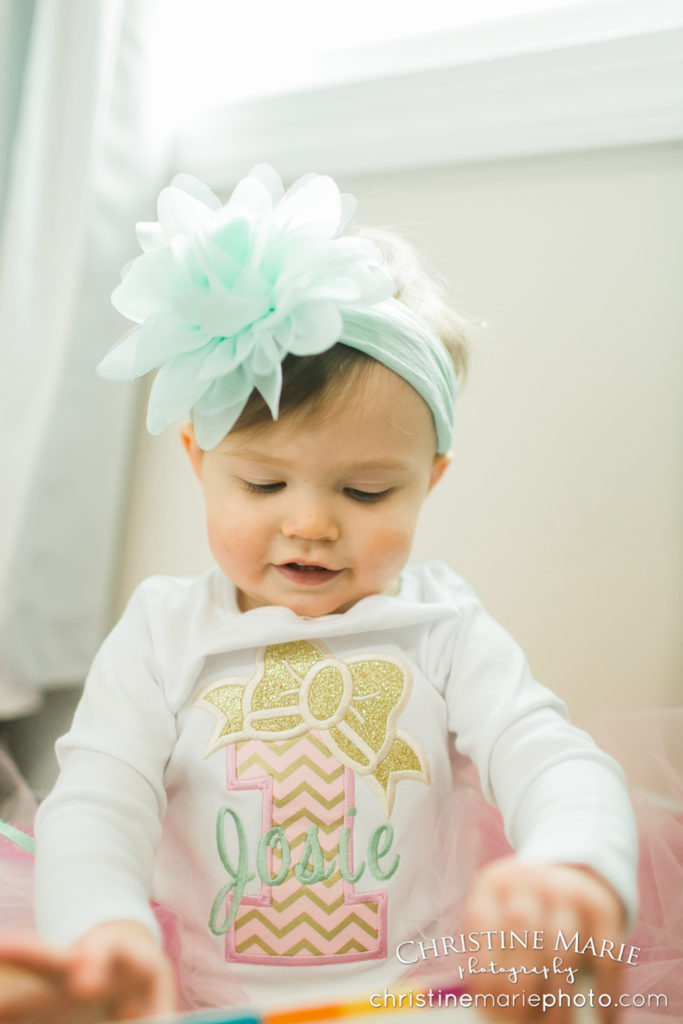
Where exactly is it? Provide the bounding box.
[462,857,625,1024]
[0,921,177,1022]
[0,935,107,1023]
[67,919,178,1020]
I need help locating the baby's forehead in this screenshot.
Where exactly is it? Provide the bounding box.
[218,369,438,469]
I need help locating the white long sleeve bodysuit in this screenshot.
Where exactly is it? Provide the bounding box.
[34,562,637,1006]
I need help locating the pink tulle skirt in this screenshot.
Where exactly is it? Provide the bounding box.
[586,710,683,1023]
[1,711,681,1018]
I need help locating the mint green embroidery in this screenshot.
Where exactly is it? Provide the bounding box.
[368,823,400,880]
[339,807,364,883]
[209,807,255,935]
[257,827,290,886]
[209,804,401,932]
[293,826,336,884]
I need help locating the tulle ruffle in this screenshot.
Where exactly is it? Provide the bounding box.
[587,709,683,1023]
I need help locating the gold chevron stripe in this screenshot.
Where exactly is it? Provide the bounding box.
[268,880,381,910]
[237,754,344,786]
[307,733,332,757]
[276,815,343,837]
[240,734,332,758]
[235,935,372,957]
[237,737,320,757]
[234,909,379,941]
[270,886,346,914]
[336,939,370,954]
[275,809,344,833]
[274,783,345,812]
[270,819,342,842]
[284,937,370,956]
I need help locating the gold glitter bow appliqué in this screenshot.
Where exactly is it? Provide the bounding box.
[194,640,429,816]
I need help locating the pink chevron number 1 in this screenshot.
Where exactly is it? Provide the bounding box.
[221,733,388,964]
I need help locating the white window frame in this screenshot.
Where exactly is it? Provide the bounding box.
[170,0,683,187]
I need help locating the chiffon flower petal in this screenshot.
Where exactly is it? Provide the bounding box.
[101,165,396,447]
[111,248,185,323]
[97,326,140,380]
[248,163,285,204]
[136,221,165,253]
[156,185,216,242]
[285,302,343,356]
[228,176,276,221]
[252,361,283,419]
[193,404,249,450]
[170,173,222,210]
[98,314,205,380]
[277,175,342,235]
[146,345,217,434]
[193,365,252,417]
[132,314,207,376]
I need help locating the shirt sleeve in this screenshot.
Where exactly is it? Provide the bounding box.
[34,584,177,945]
[441,590,639,925]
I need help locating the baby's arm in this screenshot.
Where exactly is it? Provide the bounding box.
[441,588,638,1019]
[0,921,176,1023]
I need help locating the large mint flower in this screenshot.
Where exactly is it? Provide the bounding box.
[99,164,395,448]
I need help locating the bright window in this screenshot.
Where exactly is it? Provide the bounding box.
[152,0,597,114]
[150,0,683,186]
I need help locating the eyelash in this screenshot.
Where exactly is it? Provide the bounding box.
[344,488,392,504]
[241,481,285,494]
[240,481,392,503]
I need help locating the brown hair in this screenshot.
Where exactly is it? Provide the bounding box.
[231,344,374,434]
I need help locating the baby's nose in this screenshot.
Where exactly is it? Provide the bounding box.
[280,496,340,542]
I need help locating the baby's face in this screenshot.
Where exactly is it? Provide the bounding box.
[182,362,449,617]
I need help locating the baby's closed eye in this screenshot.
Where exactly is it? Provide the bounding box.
[240,480,286,494]
[343,488,393,503]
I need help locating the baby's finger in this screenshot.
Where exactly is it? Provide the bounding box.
[0,934,69,978]
[106,958,177,1020]
[0,964,108,1024]
[67,945,115,999]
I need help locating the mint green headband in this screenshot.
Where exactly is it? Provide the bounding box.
[99,165,457,451]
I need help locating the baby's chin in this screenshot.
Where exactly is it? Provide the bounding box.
[236,576,401,617]
[301,577,402,616]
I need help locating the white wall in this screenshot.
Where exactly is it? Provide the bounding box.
[115,141,683,722]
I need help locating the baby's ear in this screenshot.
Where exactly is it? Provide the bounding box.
[179,421,203,480]
[428,451,452,493]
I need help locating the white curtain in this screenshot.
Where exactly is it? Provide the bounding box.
[0,0,162,718]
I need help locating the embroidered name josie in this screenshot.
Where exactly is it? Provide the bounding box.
[209,805,399,935]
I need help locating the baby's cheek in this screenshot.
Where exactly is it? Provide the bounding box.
[365,521,413,573]
[207,515,253,568]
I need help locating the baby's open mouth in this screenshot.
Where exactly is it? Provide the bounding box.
[276,562,342,585]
